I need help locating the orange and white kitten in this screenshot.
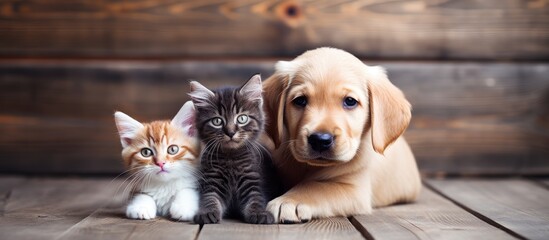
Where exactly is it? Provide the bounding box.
[114,101,200,221]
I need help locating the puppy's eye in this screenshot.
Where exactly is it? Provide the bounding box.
[292,96,307,108]
[210,117,223,128]
[167,145,179,155]
[343,97,358,109]
[140,148,153,157]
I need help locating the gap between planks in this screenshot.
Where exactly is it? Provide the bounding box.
[56,206,199,240]
[0,178,125,239]
[2,177,547,240]
[195,217,364,240]
[350,186,515,240]
[424,182,526,240]
[426,179,549,240]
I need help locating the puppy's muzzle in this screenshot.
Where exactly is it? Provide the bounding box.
[308,132,334,152]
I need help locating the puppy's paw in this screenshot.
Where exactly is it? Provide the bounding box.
[126,202,156,220]
[267,196,312,224]
[244,210,275,224]
[169,202,198,221]
[193,209,221,224]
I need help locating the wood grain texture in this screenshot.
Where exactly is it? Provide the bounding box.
[351,187,514,240]
[0,60,548,174]
[540,179,549,188]
[58,206,199,240]
[0,0,548,60]
[391,62,549,175]
[0,176,26,215]
[427,179,549,240]
[0,60,274,174]
[197,218,364,240]
[0,178,122,240]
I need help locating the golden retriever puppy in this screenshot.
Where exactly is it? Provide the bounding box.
[262,47,421,223]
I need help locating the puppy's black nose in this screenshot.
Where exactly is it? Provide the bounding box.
[308,133,334,152]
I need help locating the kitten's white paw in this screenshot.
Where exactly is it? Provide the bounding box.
[126,194,157,220]
[169,202,198,221]
[170,189,199,221]
[126,204,156,220]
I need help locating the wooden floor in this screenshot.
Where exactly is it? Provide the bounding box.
[1,176,548,240]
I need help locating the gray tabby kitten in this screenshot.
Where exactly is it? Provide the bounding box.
[189,74,275,224]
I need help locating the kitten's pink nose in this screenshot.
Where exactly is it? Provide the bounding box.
[154,161,165,169]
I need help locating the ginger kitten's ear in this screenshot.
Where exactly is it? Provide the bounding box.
[239,74,263,103]
[188,81,214,107]
[171,101,196,137]
[114,111,144,148]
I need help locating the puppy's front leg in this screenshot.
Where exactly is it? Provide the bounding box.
[267,180,372,223]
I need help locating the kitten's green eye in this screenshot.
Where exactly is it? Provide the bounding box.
[210,117,223,128]
[167,145,179,155]
[140,148,153,157]
[236,114,249,125]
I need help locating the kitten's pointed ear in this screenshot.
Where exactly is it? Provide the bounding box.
[171,101,196,137]
[114,111,144,148]
[188,81,214,107]
[239,74,263,102]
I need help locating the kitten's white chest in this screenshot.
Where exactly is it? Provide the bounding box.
[140,179,197,216]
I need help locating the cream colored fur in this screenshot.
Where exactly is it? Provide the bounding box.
[262,47,421,223]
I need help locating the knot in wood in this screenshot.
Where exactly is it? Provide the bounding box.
[276,1,304,28]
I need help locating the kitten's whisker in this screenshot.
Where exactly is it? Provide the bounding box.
[120,170,143,196]
[121,168,149,199]
[114,167,147,197]
[202,138,220,169]
[108,167,139,188]
[251,141,265,165]
[201,138,217,154]
[253,141,270,153]
[126,172,148,199]
[279,139,297,148]
[143,171,153,191]
[245,140,261,165]
[210,141,221,169]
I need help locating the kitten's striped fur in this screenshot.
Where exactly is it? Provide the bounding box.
[190,75,277,224]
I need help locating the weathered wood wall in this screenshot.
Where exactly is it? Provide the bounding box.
[0,0,548,60]
[1,60,547,175]
[0,0,547,175]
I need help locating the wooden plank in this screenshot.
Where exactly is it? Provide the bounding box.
[350,187,515,240]
[0,60,274,174]
[197,218,363,240]
[0,60,274,120]
[541,179,549,188]
[0,60,548,174]
[0,178,123,240]
[0,176,27,215]
[58,206,199,240]
[0,176,26,192]
[0,0,548,60]
[0,116,126,174]
[396,61,548,174]
[427,179,549,240]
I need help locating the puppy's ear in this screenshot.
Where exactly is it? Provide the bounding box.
[263,61,296,148]
[367,66,411,154]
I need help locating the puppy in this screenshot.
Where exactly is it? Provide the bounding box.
[262,47,421,223]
